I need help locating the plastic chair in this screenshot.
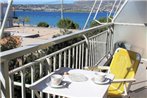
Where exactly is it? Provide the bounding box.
[85,48,141,98]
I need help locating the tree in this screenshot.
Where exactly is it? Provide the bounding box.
[37,22,49,27]
[87,17,112,37]
[57,18,79,29]
[90,17,112,27]
[18,17,30,26]
[24,17,30,26]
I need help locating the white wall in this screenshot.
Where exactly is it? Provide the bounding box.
[113,0,147,58]
[115,0,147,23]
[114,25,147,58]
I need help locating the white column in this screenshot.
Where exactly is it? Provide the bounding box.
[0,61,10,98]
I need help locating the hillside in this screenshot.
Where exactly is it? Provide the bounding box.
[13,1,120,12]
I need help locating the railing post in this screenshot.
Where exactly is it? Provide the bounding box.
[64,51,67,67]
[68,49,71,68]
[20,70,26,98]
[9,74,14,98]
[85,43,89,67]
[72,47,75,68]
[18,57,26,98]
[31,65,35,98]
[106,30,109,57]
[83,35,89,67]
[39,62,43,98]
[75,46,79,69]
[53,55,57,71]
[46,58,52,73]
[109,26,114,54]
[0,61,10,98]
[81,43,84,69]
[79,44,82,69]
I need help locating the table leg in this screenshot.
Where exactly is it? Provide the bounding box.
[103,91,108,98]
[34,90,41,98]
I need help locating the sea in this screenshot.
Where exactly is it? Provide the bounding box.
[15,11,110,29]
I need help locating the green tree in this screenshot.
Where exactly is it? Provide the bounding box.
[90,17,112,27]
[57,18,79,29]
[37,22,49,27]
[19,17,30,26]
[88,17,112,37]
[24,17,30,25]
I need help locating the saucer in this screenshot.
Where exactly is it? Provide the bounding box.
[91,78,110,85]
[50,82,67,88]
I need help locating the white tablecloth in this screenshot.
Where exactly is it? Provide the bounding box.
[29,67,114,98]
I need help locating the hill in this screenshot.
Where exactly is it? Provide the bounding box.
[13,1,121,12]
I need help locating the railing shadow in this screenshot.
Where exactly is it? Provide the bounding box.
[130,86,147,93]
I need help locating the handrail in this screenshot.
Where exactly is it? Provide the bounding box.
[8,40,86,75]
[114,22,146,27]
[8,30,109,75]
[0,23,113,61]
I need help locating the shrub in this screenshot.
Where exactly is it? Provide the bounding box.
[90,20,99,28]
[37,22,49,27]
[57,18,79,29]
[0,36,21,51]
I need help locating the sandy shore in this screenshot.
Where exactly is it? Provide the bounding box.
[5,26,79,46]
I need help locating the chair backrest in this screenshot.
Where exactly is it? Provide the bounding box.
[110,48,141,93]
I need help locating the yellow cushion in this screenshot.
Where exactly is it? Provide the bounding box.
[108,48,140,97]
[108,84,124,97]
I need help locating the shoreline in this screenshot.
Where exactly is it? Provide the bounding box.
[14,10,106,13]
[14,11,109,29]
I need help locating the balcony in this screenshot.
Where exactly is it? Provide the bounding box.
[1,0,147,97]
[0,23,115,98]
[1,22,147,98]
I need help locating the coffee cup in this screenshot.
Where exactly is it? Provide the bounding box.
[50,74,63,86]
[94,72,106,83]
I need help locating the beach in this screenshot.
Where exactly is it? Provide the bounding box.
[5,26,79,46]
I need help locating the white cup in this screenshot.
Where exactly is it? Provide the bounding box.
[50,74,63,86]
[94,72,106,83]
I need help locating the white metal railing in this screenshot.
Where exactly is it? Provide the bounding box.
[0,23,113,98]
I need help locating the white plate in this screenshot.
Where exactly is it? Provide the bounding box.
[50,82,67,88]
[69,73,88,82]
[91,78,110,85]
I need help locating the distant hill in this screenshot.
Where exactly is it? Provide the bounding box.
[13,1,122,12]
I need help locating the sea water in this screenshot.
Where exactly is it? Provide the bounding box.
[15,11,110,29]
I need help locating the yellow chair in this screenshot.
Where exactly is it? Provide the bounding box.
[85,48,141,98]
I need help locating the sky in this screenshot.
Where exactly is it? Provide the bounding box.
[0,0,78,4]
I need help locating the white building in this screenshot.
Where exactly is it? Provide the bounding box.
[0,3,13,27]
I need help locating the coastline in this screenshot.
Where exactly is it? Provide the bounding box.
[14,10,106,13]
[14,11,109,29]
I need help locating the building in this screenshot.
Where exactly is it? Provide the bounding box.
[0,3,13,27]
